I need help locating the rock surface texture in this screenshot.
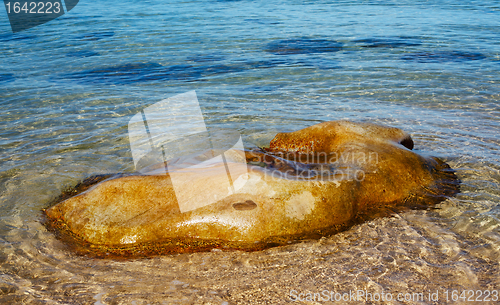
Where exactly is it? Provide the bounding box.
[44,121,459,257]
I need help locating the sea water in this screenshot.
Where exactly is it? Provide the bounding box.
[0,0,499,303]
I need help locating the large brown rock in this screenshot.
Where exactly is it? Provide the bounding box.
[44,121,458,257]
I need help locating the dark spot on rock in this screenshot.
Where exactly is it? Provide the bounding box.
[265,38,343,55]
[233,200,257,211]
[400,136,414,150]
[353,37,422,48]
[401,51,487,63]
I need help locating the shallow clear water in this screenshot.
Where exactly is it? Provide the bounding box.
[1,0,499,303]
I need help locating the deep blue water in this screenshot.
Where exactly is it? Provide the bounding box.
[0,0,499,303]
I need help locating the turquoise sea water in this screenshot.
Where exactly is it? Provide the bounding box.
[1,0,499,303]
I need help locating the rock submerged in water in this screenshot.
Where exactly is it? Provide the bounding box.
[44,121,459,258]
